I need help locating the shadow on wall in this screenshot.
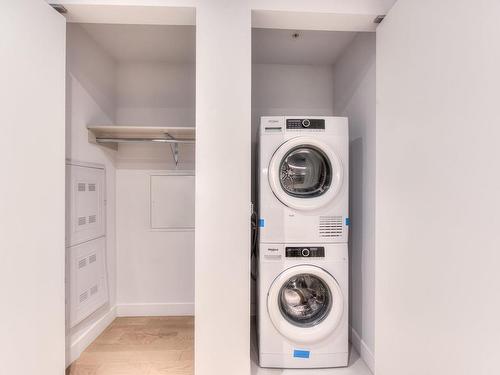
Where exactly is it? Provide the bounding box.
[64,24,118,367]
[66,72,73,159]
[332,33,376,358]
[66,24,116,124]
[332,34,376,115]
[349,137,364,340]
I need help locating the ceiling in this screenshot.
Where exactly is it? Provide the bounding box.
[252,28,358,65]
[80,24,359,66]
[81,24,196,63]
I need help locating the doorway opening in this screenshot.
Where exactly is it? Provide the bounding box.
[64,11,196,375]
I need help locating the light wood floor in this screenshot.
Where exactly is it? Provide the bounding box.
[67,316,194,375]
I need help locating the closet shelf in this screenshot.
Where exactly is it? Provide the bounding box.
[87,125,195,165]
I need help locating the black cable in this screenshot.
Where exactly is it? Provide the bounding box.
[250,210,258,282]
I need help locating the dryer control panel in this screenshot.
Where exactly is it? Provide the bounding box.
[286,118,325,130]
[286,246,325,258]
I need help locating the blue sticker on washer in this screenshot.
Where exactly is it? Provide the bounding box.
[345,217,351,226]
[259,219,265,228]
[293,350,310,359]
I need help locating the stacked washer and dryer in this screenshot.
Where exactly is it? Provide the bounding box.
[257,116,349,369]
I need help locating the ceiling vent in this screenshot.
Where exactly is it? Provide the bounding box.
[50,4,67,14]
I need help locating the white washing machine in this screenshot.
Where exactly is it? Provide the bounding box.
[257,243,348,368]
[258,116,349,244]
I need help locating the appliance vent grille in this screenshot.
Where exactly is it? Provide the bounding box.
[90,285,98,295]
[88,215,97,224]
[89,253,97,264]
[88,183,96,192]
[79,291,88,303]
[78,216,86,226]
[78,258,87,269]
[319,216,343,238]
[77,183,86,192]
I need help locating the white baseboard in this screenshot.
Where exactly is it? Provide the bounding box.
[116,302,194,317]
[350,326,375,374]
[68,306,117,366]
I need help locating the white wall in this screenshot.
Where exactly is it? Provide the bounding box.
[66,24,116,122]
[252,64,335,118]
[116,62,195,126]
[332,32,376,371]
[376,1,500,374]
[1,1,66,374]
[195,1,251,374]
[116,170,195,316]
[113,58,195,170]
[113,58,196,315]
[66,23,118,364]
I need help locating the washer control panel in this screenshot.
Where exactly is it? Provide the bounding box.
[285,246,325,258]
[286,118,325,130]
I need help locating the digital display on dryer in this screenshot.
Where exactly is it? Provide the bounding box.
[286,247,325,258]
[286,119,325,130]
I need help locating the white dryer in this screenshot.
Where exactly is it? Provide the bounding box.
[258,116,349,244]
[257,243,348,368]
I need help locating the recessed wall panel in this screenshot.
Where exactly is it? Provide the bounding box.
[150,174,195,230]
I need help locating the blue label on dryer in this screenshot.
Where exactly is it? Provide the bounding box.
[345,217,351,226]
[259,219,265,228]
[293,350,310,359]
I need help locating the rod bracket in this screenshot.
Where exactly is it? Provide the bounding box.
[165,133,179,166]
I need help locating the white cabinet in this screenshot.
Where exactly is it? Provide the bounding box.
[66,163,105,246]
[65,162,108,328]
[67,236,108,327]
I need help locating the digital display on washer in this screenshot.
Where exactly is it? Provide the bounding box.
[286,119,325,130]
[286,247,325,258]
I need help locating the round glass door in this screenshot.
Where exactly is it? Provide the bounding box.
[267,265,344,344]
[268,137,343,211]
[279,273,332,327]
[280,146,332,198]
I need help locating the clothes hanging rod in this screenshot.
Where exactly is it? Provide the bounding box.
[96,137,195,144]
